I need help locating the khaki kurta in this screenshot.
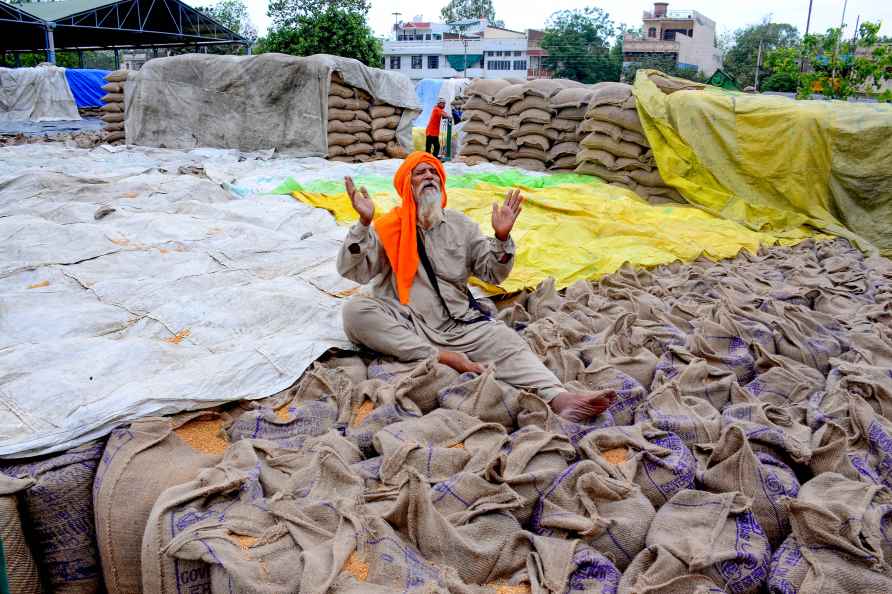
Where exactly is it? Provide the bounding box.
[337,209,563,399]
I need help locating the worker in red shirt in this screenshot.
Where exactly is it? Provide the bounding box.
[425,99,450,158]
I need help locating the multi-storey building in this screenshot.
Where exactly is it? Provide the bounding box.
[622,2,722,76]
[382,17,550,81]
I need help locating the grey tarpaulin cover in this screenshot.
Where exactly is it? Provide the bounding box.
[125,53,421,155]
[0,65,81,122]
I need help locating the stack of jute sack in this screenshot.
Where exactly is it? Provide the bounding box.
[100,70,128,145]
[7,237,892,592]
[328,72,407,163]
[459,78,593,172]
[575,82,684,203]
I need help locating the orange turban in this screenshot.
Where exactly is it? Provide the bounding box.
[373,151,448,304]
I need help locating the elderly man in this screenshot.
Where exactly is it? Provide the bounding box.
[337,151,613,422]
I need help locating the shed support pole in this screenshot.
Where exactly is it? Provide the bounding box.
[114,48,120,69]
[45,27,56,64]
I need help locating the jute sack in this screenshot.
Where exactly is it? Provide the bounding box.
[0,440,106,594]
[103,121,124,132]
[547,142,578,161]
[490,114,517,129]
[372,141,387,151]
[510,123,558,141]
[622,490,770,594]
[101,92,124,103]
[550,155,577,170]
[515,134,550,151]
[840,394,892,489]
[354,131,373,144]
[99,102,123,113]
[687,319,757,384]
[825,360,892,420]
[368,104,395,118]
[100,112,124,123]
[575,160,632,184]
[744,347,826,407]
[328,107,356,122]
[532,459,655,570]
[508,158,547,171]
[697,425,800,548]
[516,108,551,126]
[549,87,595,110]
[328,96,371,111]
[577,364,647,427]
[463,96,508,116]
[546,118,578,133]
[0,475,41,594]
[104,69,129,82]
[437,366,520,428]
[465,78,512,103]
[103,130,125,142]
[386,142,408,159]
[330,81,355,99]
[328,118,371,134]
[577,148,617,171]
[628,167,667,188]
[93,412,230,594]
[380,470,580,590]
[568,544,623,594]
[492,83,527,106]
[523,78,577,98]
[558,106,588,120]
[507,96,552,115]
[462,133,488,146]
[371,114,401,130]
[463,120,504,139]
[328,132,359,147]
[508,148,549,162]
[586,105,644,134]
[768,472,892,593]
[556,130,581,143]
[487,149,506,163]
[372,128,396,143]
[373,409,508,486]
[489,137,517,151]
[101,82,122,93]
[461,143,489,158]
[580,132,643,159]
[228,399,339,449]
[328,144,347,157]
[463,108,492,124]
[578,424,696,508]
[344,142,374,156]
[634,382,722,448]
[588,82,632,109]
[486,425,575,524]
[721,401,812,464]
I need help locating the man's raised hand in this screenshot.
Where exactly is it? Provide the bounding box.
[345,176,374,226]
[491,188,524,241]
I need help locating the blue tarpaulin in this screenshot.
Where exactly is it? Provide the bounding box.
[64,68,111,108]
[414,79,445,127]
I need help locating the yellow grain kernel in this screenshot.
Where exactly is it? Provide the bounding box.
[231,533,258,550]
[487,584,531,594]
[448,442,465,449]
[602,447,629,465]
[351,399,375,428]
[27,280,49,289]
[274,404,292,422]
[174,417,228,454]
[343,552,369,582]
[164,328,191,344]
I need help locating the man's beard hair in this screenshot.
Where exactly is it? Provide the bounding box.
[416,187,442,228]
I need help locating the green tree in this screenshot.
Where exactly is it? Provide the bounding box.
[267,0,369,28]
[723,22,800,88]
[440,0,502,27]
[255,6,382,67]
[798,21,892,101]
[541,7,620,84]
[622,54,707,83]
[196,0,257,41]
[761,46,799,91]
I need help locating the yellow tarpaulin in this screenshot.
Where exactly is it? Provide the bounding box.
[633,70,892,256]
[292,174,820,293]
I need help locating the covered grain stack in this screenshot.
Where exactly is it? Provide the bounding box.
[576,81,684,203]
[124,53,420,157]
[100,69,128,145]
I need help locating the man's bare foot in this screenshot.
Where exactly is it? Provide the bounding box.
[549,390,616,423]
[438,350,484,375]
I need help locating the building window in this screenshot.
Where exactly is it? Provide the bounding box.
[425,34,431,40]
[513,51,522,56]
[513,60,527,70]
[390,56,401,69]
[427,55,439,69]
[648,27,657,38]
[486,51,494,56]
[433,33,441,40]
[411,55,423,69]
[487,60,511,70]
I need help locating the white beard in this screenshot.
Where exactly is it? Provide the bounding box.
[416,188,443,229]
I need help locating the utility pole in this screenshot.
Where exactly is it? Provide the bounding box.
[801,0,814,72]
[831,0,847,82]
[754,13,772,91]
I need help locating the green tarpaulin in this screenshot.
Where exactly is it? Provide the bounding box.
[446,54,483,71]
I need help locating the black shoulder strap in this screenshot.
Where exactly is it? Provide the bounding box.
[415,229,490,324]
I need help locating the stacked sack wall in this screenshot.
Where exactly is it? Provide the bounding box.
[327,72,408,163]
[100,70,128,145]
[459,78,591,172]
[576,82,684,204]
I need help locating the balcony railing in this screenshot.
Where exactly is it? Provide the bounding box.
[643,9,694,19]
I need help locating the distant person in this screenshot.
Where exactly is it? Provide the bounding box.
[425,99,450,158]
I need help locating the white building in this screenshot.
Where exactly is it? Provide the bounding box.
[382,18,542,81]
[622,2,722,76]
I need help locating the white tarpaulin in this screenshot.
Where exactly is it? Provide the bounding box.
[0,64,81,122]
[125,53,421,156]
[0,142,507,458]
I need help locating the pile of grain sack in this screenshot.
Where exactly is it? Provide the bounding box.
[328,72,408,163]
[99,70,128,145]
[8,237,892,592]
[575,81,683,203]
[460,78,593,172]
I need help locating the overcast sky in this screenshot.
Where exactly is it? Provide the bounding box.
[235,0,892,39]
